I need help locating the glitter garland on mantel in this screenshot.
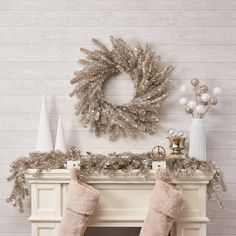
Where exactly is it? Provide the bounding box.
[70,37,173,140]
[6,146,226,213]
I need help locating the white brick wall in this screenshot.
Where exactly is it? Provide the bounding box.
[0,0,236,235]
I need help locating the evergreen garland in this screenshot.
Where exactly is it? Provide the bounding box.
[6,146,226,213]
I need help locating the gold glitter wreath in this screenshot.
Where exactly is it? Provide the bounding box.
[70,37,173,140]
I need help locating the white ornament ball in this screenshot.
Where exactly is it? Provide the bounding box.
[180,85,188,93]
[179,97,188,105]
[196,105,205,113]
[201,93,210,102]
[168,128,177,137]
[213,87,222,95]
[188,100,196,109]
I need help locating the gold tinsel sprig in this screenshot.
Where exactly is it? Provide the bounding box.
[7,146,226,213]
[70,37,173,140]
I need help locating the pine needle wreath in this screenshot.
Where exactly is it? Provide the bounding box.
[70,37,173,140]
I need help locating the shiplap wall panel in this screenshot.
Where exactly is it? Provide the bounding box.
[0,0,235,235]
[0,199,31,217]
[0,234,30,236]
[0,130,236,150]
[208,219,236,234]
[0,44,236,62]
[1,27,236,45]
[0,0,236,10]
[1,10,236,27]
[1,62,236,80]
[0,216,31,234]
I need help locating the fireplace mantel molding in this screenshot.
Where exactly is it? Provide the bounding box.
[25,169,214,236]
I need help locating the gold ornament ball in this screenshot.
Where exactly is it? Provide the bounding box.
[196,88,204,96]
[200,85,208,93]
[209,97,218,105]
[191,78,200,87]
[185,107,193,114]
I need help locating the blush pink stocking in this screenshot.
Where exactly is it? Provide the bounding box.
[58,169,100,236]
[140,179,184,236]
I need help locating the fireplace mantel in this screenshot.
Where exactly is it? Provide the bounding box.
[25,169,214,236]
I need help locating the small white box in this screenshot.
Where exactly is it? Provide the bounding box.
[66,160,80,170]
[152,161,166,171]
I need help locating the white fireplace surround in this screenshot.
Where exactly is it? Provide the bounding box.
[25,169,214,236]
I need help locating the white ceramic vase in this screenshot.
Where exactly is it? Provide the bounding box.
[189,118,207,161]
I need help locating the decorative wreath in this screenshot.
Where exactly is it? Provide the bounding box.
[70,37,173,140]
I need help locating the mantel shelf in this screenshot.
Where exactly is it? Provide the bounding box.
[25,169,214,184]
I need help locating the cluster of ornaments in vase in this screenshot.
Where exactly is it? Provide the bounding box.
[179,78,222,118]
